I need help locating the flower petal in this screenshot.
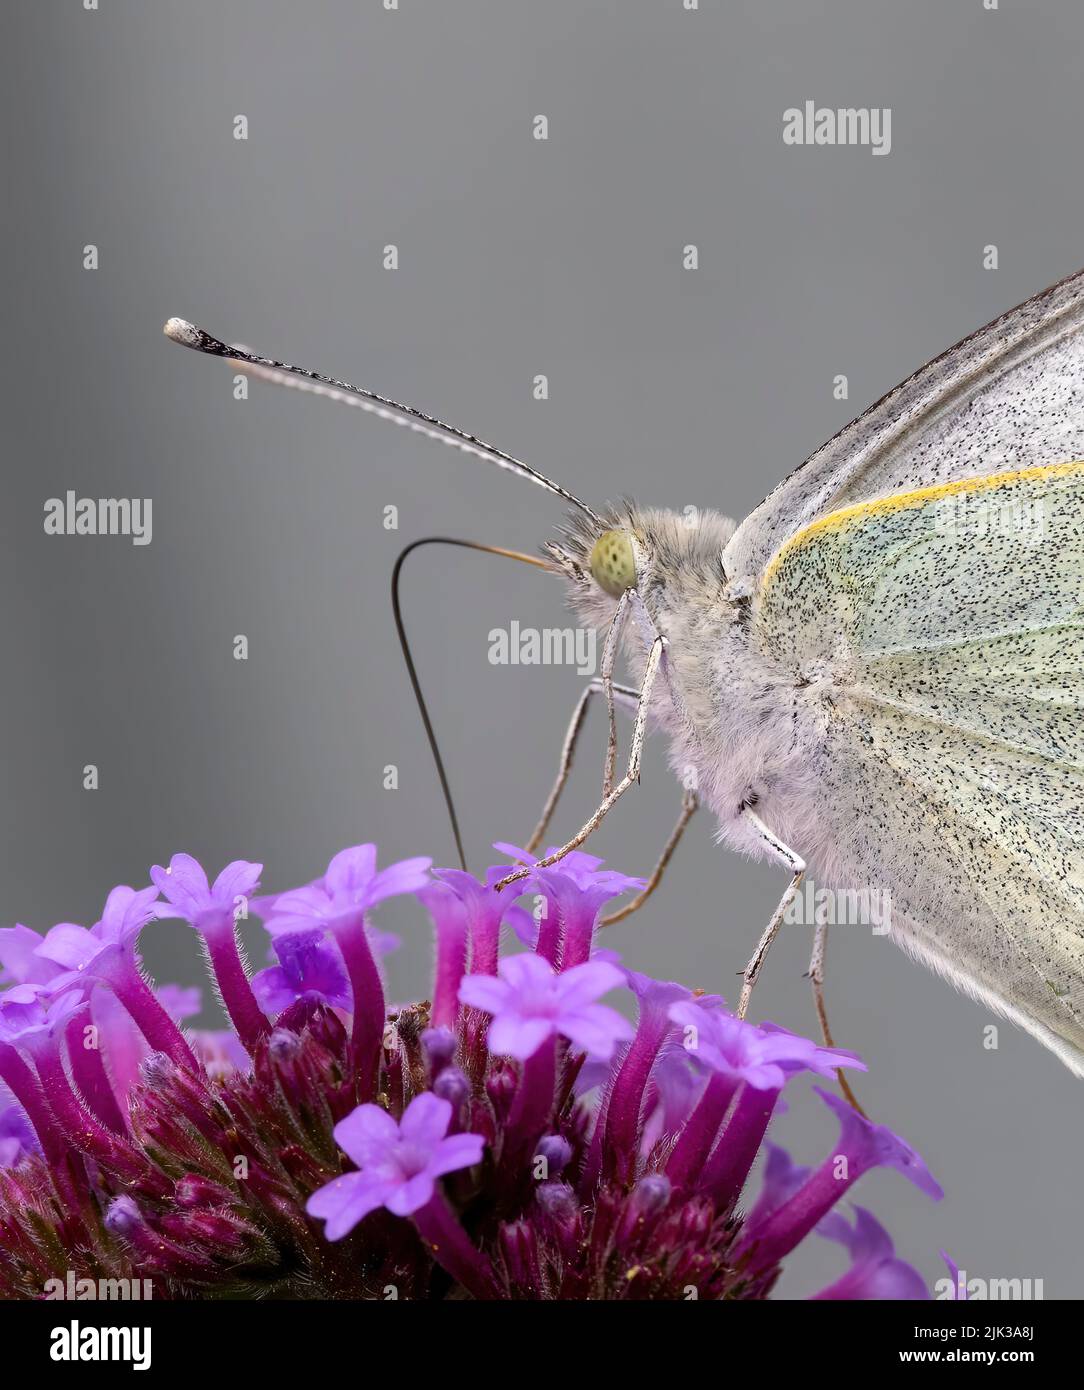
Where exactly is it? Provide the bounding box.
[332,1103,399,1167]
[385,1171,435,1217]
[306,1171,392,1240]
[428,1132,486,1177]
[398,1093,452,1148]
[488,1014,553,1060]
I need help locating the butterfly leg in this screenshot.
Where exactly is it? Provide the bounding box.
[807,915,867,1116]
[525,674,640,854]
[626,589,698,749]
[600,591,631,797]
[601,789,699,926]
[735,811,805,1019]
[496,635,665,890]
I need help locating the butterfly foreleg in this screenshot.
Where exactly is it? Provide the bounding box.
[600,591,632,798]
[525,672,640,854]
[495,635,665,890]
[735,810,806,1019]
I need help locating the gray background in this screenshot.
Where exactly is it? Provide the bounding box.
[3,0,1081,1298]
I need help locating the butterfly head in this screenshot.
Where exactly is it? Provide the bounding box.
[547,504,738,632]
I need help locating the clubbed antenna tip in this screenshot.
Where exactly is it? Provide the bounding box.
[162,317,231,355]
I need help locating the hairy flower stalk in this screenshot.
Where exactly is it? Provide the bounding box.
[0,840,947,1300]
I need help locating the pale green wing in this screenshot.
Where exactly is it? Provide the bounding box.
[753,461,1084,1069]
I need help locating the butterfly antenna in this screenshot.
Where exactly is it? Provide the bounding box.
[163,318,604,525]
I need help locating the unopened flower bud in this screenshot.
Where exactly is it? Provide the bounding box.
[421,1026,456,1074]
[632,1173,671,1217]
[268,1028,302,1063]
[105,1195,143,1238]
[433,1065,468,1108]
[535,1182,578,1222]
[535,1134,573,1176]
[139,1051,175,1088]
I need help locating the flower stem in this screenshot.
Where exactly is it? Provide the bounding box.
[31,1044,146,1180]
[702,1084,780,1209]
[98,955,201,1072]
[605,1018,668,1167]
[412,1193,499,1299]
[201,917,270,1052]
[65,1009,127,1134]
[665,1072,739,1191]
[506,1038,557,1152]
[331,912,385,1099]
[0,1042,65,1162]
[430,900,467,1031]
[739,1157,858,1272]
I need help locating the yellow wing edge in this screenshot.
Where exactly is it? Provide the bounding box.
[759,459,1084,592]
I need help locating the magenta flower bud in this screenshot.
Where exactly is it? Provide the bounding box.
[486,1062,517,1119]
[104,1195,143,1238]
[139,1051,176,1088]
[174,1174,234,1209]
[632,1173,671,1217]
[535,1181,578,1223]
[535,1133,573,1176]
[433,1065,469,1109]
[268,1028,302,1063]
[422,1025,457,1074]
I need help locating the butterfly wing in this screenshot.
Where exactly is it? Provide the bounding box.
[752,462,1084,1073]
[723,266,1084,583]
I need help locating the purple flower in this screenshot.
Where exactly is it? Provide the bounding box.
[601,972,710,1173]
[745,1142,811,1228]
[0,925,65,987]
[155,984,202,1023]
[260,845,431,936]
[737,1087,942,1272]
[151,855,268,1052]
[668,1000,865,1091]
[251,931,351,1016]
[434,866,533,978]
[151,855,262,931]
[813,1087,943,1199]
[0,987,81,1047]
[306,1093,485,1239]
[0,1105,39,1168]
[458,954,633,1061]
[34,885,161,983]
[811,1207,929,1300]
[417,883,468,1029]
[29,887,200,1069]
[493,843,645,968]
[493,843,644,898]
[0,836,948,1302]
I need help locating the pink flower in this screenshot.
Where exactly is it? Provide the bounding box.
[458,954,633,1061]
[306,1093,484,1239]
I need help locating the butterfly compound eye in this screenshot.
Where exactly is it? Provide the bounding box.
[589,529,638,597]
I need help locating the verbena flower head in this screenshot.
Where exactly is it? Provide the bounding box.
[0,840,946,1300]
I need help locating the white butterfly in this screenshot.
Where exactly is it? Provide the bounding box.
[166,267,1084,1076]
